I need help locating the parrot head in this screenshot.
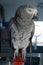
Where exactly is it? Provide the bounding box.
[25,5,38,20]
[15,5,38,26]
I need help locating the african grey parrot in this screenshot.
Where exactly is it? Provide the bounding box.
[9,5,38,58]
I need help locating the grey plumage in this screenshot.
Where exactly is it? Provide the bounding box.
[9,5,38,57]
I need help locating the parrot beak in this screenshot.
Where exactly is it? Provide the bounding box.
[32,13,38,21]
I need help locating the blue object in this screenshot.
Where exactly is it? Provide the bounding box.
[3,22,9,27]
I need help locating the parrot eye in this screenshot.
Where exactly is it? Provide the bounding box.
[26,8,32,14]
[28,9,32,12]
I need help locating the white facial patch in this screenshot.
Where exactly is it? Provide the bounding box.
[25,8,33,14]
[25,8,38,16]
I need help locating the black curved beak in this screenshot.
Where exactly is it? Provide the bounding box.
[32,13,39,20]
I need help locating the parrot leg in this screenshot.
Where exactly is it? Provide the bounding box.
[14,49,18,58]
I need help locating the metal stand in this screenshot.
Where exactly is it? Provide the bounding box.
[7,58,11,65]
[30,41,32,65]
